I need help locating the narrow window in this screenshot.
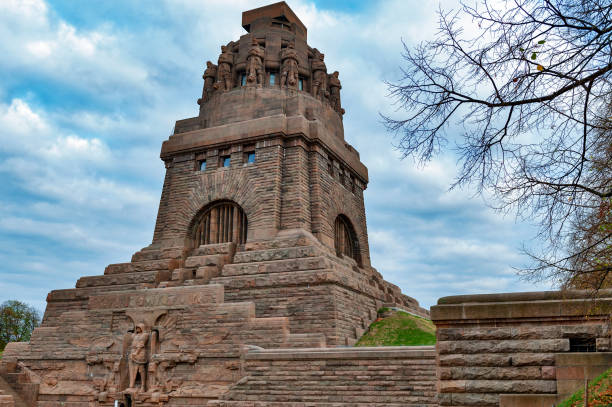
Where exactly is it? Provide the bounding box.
[569,337,596,352]
[269,73,276,86]
[247,152,255,163]
[222,156,231,167]
[200,160,207,171]
[298,78,303,91]
[241,74,247,86]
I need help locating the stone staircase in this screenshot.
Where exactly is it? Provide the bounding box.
[0,363,36,407]
[209,346,438,406]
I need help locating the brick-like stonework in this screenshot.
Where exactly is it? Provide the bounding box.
[209,346,438,406]
[430,290,612,406]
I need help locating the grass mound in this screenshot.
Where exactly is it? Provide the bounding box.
[557,367,612,407]
[355,308,436,347]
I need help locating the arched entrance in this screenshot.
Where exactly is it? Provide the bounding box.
[334,214,361,266]
[192,200,248,246]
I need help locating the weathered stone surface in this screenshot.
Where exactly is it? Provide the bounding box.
[0,3,430,407]
[432,290,612,406]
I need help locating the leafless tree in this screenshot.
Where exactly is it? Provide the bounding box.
[384,0,612,290]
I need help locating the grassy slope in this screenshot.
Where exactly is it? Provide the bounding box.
[355,309,436,347]
[557,367,612,407]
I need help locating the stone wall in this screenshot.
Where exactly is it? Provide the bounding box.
[1,284,324,407]
[430,290,612,406]
[209,346,438,406]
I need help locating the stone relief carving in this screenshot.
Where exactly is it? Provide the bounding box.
[280,42,299,90]
[199,61,218,104]
[246,38,265,86]
[215,45,234,92]
[311,50,328,100]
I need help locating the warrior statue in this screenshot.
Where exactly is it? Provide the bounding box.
[246,37,265,86]
[328,71,345,114]
[311,50,328,100]
[280,42,299,90]
[199,61,218,104]
[128,323,149,392]
[215,45,234,91]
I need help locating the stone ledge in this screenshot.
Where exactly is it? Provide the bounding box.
[437,289,612,305]
[431,290,612,321]
[244,346,436,360]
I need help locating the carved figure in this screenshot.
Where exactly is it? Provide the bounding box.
[328,71,345,115]
[128,324,149,392]
[246,38,265,86]
[280,42,299,89]
[215,45,234,91]
[200,61,218,104]
[311,51,328,100]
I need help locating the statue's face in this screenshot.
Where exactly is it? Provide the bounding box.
[207,61,212,68]
[135,327,142,333]
[221,46,227,52]
[320,54,325,61]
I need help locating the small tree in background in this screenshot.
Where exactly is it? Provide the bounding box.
[0,300,41,352]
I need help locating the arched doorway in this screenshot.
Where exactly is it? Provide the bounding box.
[192,200,247,246]
[334,214,361,266]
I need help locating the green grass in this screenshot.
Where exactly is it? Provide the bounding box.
[557,367,612,407]
[355,309,436,347]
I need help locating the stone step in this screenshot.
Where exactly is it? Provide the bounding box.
[243,235,320,251]
[104,258,174,275]
[131,247,182,262]
[191,242,235,256]
[75,271,171,288]
[0,374,31,407]
[284,333,326,348]
[222,256,333,276]
[233,246,326,264]
[184,254,228,268]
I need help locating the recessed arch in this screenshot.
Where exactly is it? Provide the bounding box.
[334,214,361,266]
[191,200,248,246]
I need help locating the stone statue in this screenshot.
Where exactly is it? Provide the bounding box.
[215,45,234,92]
[246,37,265,86]
[311,51,328,100]
[128,324,150,392]
[199,61,218,104]
[328,71,345,115]
[280,42,299,90]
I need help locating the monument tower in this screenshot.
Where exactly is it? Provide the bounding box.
[1,3,428,406]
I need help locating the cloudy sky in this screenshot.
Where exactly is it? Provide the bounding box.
[0,0,550,313]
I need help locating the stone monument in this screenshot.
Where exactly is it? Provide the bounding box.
[0,3,429,407]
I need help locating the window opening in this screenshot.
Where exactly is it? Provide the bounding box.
[241,74,247,86]
[193,201,248,246]
[569,337,596,352]
[298,78,303,91]
[200,160,207,171]
[247,152,255,163]
[222,156,231,167]
[334,215,361,266]
[270,73,276,86]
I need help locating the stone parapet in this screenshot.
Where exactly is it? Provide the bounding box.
[431,289,612,406]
